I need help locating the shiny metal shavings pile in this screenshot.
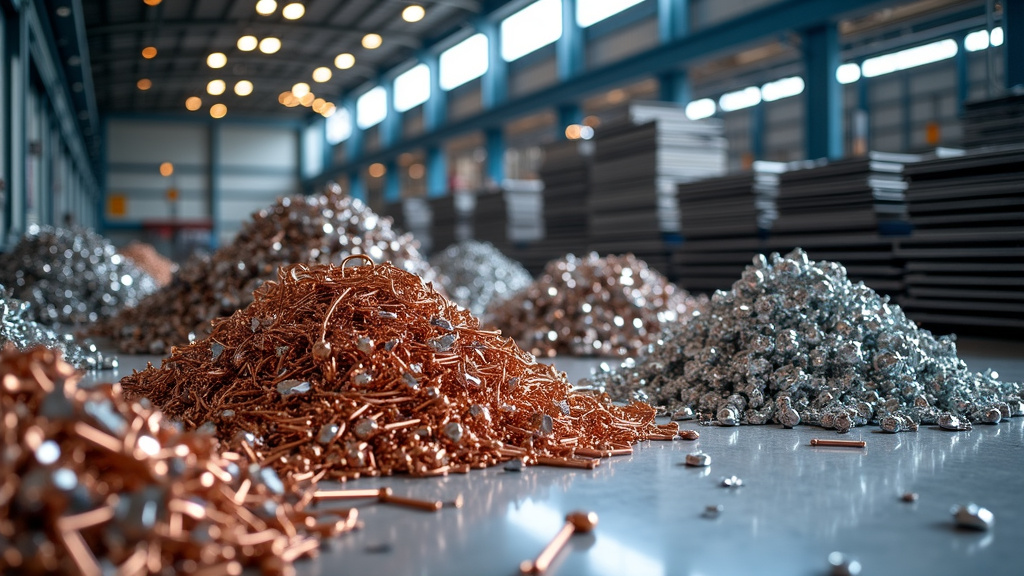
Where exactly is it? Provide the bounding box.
[429,240,533,316]
[0,225,158,325]
[487,253,704,358]
[0,346,322,575]
[98,184,440,354]
[0,284,116,370]
[587,249,1022,432]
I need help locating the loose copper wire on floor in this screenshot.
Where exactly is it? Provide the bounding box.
[121,258,676,481]
[0,345,331,575]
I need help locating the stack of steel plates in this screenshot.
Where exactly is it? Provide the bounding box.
[897,146,1024,332]
[537,139,592,258]
[671,162,785,293]
[429,194,473,254]
[402,197,433,254]
[774,152,920,236]
[589,101,727,276]
[962,94,1024,148]
[472,191,507,252]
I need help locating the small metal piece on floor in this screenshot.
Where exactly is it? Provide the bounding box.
[901,492,919,503]
[676,429,700,441]
[504,458,524,472]
[672,407,695,420]
[685,452,711,467]
[519,511,598,574]
[828,552,862,576]
[810,439,866,448]
[365,542,393,554]
[446,494,465,509]
[952,503,994,531]
[702,505,723,519]
[720,476,743,488]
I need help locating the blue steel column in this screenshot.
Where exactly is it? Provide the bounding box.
[381,78,401,148]
[209,122,222,249]
[345,98,363,163]
[349,169,366,201]
[657,0,691,104]
[485,128,504,186]
[557,0,583,80]
[384,160,400,203]
[802,23,842,160]
[751,103,764,160]
[1005,0,1023,89]
[658,70,691,105]
[481,21,506,187]
[424,52,447,198]
[6,5,28,237]
[558,103,582,129]
[955,34,969,113]
[1,5,11,240]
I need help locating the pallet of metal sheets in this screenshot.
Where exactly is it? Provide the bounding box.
[766,233,903,294]
[539,140,592,256]
[428,195,472,254]
[672,237,767,294]
[472,192,507,250]
[774,153,919,236]
[962,94,1024,148]
[504,180,545,245]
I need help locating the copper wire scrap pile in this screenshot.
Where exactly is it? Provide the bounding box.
[429,240,533,316]
[0,225,157,325]
[486,252,704,357]
[1,284,116,370]
[121,257,677,480]
[0,345,330,575]
[118,241,177,288]
[587,249,1023,433]
[97,185,439,354]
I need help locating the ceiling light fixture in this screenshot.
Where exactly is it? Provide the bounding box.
[56,6,71,17]
[141,46,158,59]
[237,35,258,51]
[185,96,202,111]
[143,0,162,6]
[368,163,386,178]
[282,2,305,19]
[234,80,254,96]
[300,92,315,106]
[334,53,355,69]
[402,5,425,23]
[321,103,336,117]
[259,37,281,54]
[207,79,226,95]
[136,78,152,91]
[312,98,326,112]
[291,82,310,97]
[210,103,227,119]
[207,52,227,68]
[312,66,332,82]
[255,0,277,16]
[362,33,382,49]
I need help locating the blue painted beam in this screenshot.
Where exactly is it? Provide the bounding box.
[485,127,504,186]
[751,103,765,160]
[426,146,447,198]
[319,0,895,179]
[384,160,400,203]
[955,34,968,113]
[802,22,842,160]
[103,111,304,129]
[658,70,691,106]
[481,20,507,109]
[557,103,582,130]
[658,0,689,42]
[423,52,446,131]
[349,169,366,201]
[557,0,583,80]
[1006,0,1024,89]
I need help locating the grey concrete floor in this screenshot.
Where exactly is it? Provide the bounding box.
[78,337,1024,576]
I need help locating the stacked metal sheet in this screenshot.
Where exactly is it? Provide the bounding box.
[671,162,784,293]
[962,93,1024,148]
[472,191,507,252]
[588,101,727,276]
[897,146,1024,332]
[774,152,920,236]
[537,139,593,258]
[428,194,472,254]
[402,197,433,254]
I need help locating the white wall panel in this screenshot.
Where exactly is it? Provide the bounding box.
[587,18,659,68]
[509,57,558,97]
[220,125,296,169]
[108,121,207,164]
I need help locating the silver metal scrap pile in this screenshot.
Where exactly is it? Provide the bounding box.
[0,225,157,325]
[429,240,533,316]
[586,249,1022,433]
[0,284,116,370]
[486,252,704,358]
[96,185,441,355]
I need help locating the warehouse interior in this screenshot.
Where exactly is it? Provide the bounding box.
[0,0,1022,575]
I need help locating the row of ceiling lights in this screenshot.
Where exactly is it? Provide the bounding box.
[135,1,426,119]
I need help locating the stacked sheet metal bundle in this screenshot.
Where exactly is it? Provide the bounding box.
[962,94,1024,148]
[428,194,472,254]
[671,162,784,293]
[472,191,508,251]
[537,139,593,258]
[897,146,1024,332]
[588,101,727,276]
[768,152,921,296]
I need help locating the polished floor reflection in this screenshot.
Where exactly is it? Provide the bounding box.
[80,340,1023,575]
